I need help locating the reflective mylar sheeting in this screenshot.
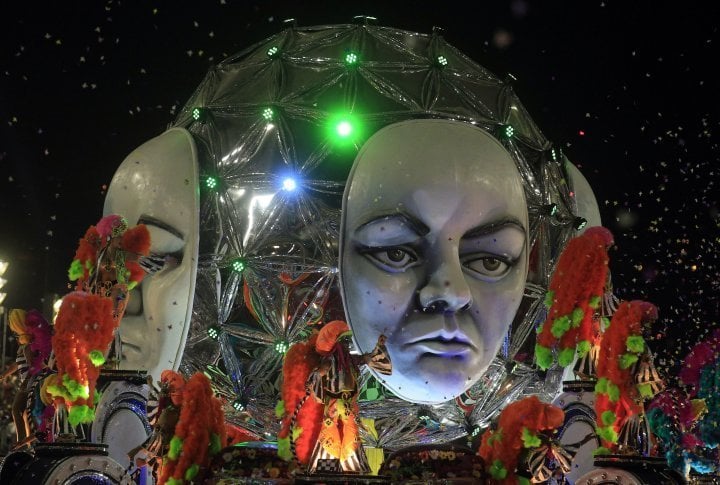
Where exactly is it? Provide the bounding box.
[171,21,585,442]
[467,359,541,430]
[359,399,468,452]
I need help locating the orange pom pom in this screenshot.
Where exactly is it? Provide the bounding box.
[316,320,350,354]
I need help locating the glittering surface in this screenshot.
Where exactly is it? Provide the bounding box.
[1,0,718,450]
[160,21,582,442]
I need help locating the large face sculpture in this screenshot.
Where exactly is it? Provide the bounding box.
[103,128,199,382]
[340,119,529,404]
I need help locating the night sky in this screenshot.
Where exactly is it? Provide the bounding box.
[1,1,718,379]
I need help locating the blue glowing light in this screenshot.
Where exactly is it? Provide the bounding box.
[282,178,297,191]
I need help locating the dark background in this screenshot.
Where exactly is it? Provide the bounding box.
[1,1,718,379]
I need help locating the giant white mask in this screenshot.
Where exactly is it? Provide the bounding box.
[340,119,529,403]
[103,128,200,382]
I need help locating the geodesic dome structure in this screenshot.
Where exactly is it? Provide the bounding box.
[172,19,583,442]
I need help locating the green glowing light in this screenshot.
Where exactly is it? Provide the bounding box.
[205,176,218,189]
[436,55,448,66]
[208,326,220,340]
[336,120,353,137]
[267,46,279,57]
[345,52,358,65]
[262,107,274,120]
[545,203,558,216]
[192,107,207,122]
[504,125,514,138]
[275,340,289,354]
[232,259,245,273]
[232,399,245,411]
[326,113,363,146]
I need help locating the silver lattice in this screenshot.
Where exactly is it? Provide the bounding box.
[171,19,582,443]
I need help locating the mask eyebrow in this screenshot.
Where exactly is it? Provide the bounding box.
[462,218,526,239]
[355,211,430,238]
[137,214,185,240]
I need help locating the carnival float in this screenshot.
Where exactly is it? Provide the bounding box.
[1,18,717,485]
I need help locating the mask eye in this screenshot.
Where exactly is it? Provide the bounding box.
[462,255,513,281]
[362,246,419,272]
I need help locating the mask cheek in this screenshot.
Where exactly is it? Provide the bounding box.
[349,271,416,346]
[142,267,193,358]
[471,284,522,352]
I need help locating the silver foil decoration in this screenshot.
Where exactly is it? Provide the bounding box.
[168,21,582,446]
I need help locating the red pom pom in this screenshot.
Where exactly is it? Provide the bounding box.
[121,224,151,255]
[537,226,613,355]
[126,261,146,285]
[96,214,125,239]
[584,225,614,247]
[74,226,100,263]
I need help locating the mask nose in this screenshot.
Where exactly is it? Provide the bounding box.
[418,259,473,313]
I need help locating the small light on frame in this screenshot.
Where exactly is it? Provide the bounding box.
[282,177,297,192]
[327,113,363,146]
[544,203,559,217]
[336,120,353,138]
[232,259,246,273]
[345,51,359,65]
[192,107,208,122]
[275,340,289,354]
[205,176,218,190]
